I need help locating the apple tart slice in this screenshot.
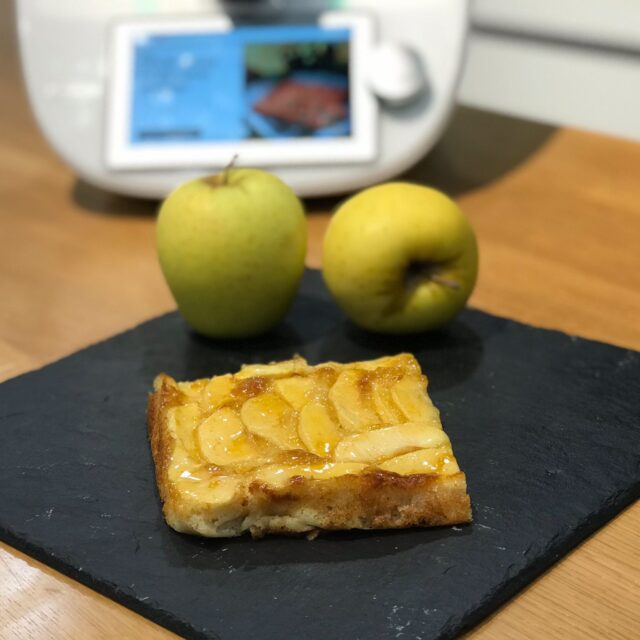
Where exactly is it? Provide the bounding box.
[148,354,471,538]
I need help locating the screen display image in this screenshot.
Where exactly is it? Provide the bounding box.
[129,25,351,146]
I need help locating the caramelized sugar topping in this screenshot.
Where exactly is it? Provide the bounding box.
[167,354,461,497]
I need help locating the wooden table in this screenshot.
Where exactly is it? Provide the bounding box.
[1,8,638,640]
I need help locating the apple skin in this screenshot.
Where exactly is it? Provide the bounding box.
[157,168,306,338]
[322,183,478,334]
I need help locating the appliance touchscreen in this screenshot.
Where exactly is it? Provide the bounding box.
[107,14,375,170]
[129,24,351,145]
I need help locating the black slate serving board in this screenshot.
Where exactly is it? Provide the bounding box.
[1,270,638,640]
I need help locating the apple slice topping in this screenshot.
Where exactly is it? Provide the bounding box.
[298,401,343,457]
[274,375,315,410]
[334,422,449,463]
[254,462,369,488]
[329,369,381,432]
[177,354,458,485]
[240,393,303,450]
[391,376,441,426]
[236,357,309,380]
[379,446,460,475]
[371,376,405,425]
[197,407,257,466]
[170,403,201,457]
[199,374,234,412]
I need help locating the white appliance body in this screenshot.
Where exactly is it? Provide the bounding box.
[17,0,469,198]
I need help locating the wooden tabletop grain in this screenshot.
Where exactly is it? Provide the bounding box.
[1,6,639,640]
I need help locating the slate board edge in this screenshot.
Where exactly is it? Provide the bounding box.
[449,484,640,639]
[0,309,175,388]
[1,482,638,640]
[0,524,204,640]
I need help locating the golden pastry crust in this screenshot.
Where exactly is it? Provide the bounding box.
[147,355,471,538]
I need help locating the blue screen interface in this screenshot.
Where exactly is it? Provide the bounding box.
[129,24,351,144]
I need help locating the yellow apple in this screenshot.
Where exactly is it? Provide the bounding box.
[157,168,306,338]
[322,183,478,333]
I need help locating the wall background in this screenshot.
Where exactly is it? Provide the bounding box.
[460,0,640,141]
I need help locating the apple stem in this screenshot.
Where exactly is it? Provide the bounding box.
[429,274,461,289]
[223,154,239,185]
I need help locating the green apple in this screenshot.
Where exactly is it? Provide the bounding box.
[322,183,478,334]
[157,168,306,338]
